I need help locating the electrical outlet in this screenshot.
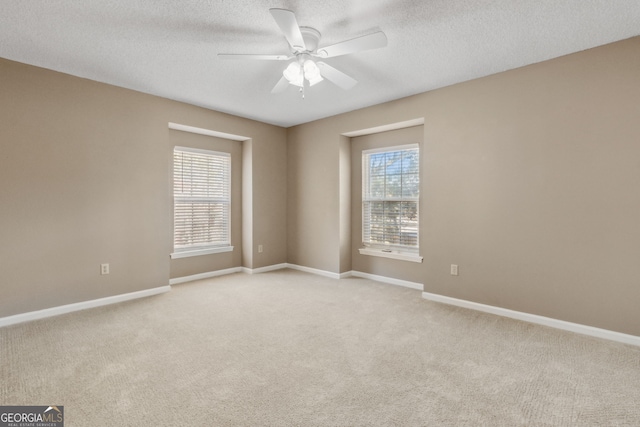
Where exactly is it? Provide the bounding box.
[101,263,110,275]
[450,264,459,276]
[258,245,263,253]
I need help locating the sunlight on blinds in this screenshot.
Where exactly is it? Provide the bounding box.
[362,144,419,251]
[173,147,231,251]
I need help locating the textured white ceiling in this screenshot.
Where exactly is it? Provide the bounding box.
[2,0,639,127]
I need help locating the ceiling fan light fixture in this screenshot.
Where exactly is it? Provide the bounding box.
[220,8,388,94]
[283,62,303,87]
[284,58,323,88]
[303,60,323,86]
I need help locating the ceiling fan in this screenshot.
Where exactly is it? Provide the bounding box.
[218,8,387,95]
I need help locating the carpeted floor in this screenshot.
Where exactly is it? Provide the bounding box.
[1,269,639,426]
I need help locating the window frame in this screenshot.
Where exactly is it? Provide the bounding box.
[360,143,422,263]
[170,146,233,259]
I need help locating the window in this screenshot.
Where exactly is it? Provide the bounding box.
[361,144,420,260]
[171,146,232,258]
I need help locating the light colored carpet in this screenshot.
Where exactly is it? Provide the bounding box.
[1,269,639,426]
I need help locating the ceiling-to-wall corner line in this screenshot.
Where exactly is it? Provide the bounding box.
[341,117,425,138]
[168,122,251,142]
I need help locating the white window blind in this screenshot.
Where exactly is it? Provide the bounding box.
[362,144,419,252]
[173,146,231,254]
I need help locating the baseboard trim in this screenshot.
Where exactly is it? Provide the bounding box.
[8,267,634,347]
[421,291,640,347]
[169,267,242,285]
[285,263,342,280]
[281,265,424,290]
[350,271,423,290]
[338,271,353,279]
[282,266,424,291]
[170,263,345,280]
[0,285,171,328]
[170,263,290,283]
[242,263,288,275]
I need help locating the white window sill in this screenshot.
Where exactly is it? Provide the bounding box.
[359,247,423,263]
[171,246,234,259]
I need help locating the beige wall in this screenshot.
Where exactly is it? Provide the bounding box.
[250,133,288,269]
[0,57,287,317]
[338,135,352,274]
[287,121,342,272]
[287,37,640,336]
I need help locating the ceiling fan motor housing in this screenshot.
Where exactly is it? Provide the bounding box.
[297,27,321,53]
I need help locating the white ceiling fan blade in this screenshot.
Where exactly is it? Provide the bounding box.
[316,31,387,58]
[271,76,289,94]
[316,62,357,90]
[269,8,306,51]
[218,54,290,60]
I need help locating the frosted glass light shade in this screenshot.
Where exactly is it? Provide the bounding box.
[283,62,303,87]
[303,60,323,86]
[283,59,323,88]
